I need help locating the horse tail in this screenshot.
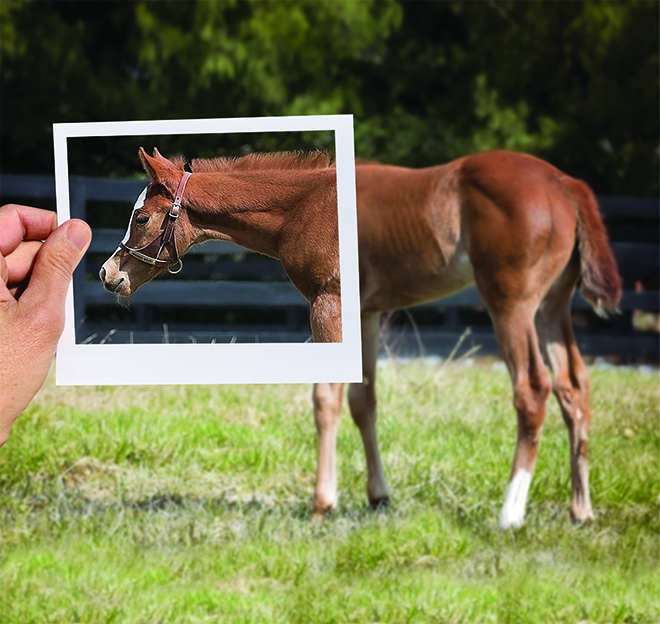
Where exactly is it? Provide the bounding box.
[563,177,622,317]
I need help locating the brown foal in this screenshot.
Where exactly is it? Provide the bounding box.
[312,151,620,528]
[101,148,620,528]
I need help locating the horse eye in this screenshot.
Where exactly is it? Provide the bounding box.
[135,214,149,226]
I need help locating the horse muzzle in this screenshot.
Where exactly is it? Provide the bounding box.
[100,258,133,296]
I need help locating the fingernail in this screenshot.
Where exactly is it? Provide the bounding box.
[67,221,91,251]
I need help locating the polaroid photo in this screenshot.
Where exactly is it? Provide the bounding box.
[54,115,361,385]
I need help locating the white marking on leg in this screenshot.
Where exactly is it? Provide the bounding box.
[499,469,532,529]
[576,408,583,421]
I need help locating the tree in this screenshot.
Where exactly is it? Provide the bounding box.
[1,0,657,195]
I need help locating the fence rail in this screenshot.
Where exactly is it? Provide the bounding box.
[1,172,658,360]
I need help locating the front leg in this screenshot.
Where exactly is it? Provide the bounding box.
[310,292,342,343]
[309,291,344,519]
[348,312,390,507]
[312,382,344,519]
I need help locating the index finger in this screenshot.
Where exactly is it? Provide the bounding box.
[0,204,58,256]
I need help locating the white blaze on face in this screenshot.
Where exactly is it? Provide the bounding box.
[499,469,532,529]
[121,186,148,245]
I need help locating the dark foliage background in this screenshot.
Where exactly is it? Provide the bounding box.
[1,0,658,195]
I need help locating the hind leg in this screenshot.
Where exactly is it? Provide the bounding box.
[487,300,552,529]
[536,274,595,523]
[348,313,390,507]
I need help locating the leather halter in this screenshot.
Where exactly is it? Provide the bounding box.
[120,171,191,274]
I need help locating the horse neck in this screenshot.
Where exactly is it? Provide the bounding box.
[185,169,328,258]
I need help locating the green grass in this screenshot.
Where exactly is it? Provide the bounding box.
[0,360,657,623]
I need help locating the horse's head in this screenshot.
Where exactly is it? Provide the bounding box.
[100,148,194,297]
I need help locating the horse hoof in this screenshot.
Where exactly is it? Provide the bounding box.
[311,505,334,522]
[499,511,525,530]
[570,510,595,526]
[369,496,390,511]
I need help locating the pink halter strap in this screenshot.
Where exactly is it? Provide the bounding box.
[171,171,192,216]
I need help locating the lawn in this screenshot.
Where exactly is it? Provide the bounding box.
[0,359,657,623]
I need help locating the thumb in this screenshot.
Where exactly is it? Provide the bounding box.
[21,219,92,311]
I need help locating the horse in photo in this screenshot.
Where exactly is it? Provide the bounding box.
[100,148,341,343]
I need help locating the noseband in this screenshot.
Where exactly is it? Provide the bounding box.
[120,171,191,274]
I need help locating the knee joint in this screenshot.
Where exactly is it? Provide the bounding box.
[348,383,376,418]
[313,385,341,415]
[513,372,551,424]
[552,374,590,427]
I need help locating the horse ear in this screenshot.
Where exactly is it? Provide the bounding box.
[152,147,170,164]
[139,147,178,190]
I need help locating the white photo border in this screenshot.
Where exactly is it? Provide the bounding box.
[54,115,362,385]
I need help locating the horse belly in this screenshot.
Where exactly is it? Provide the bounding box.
[361,245,474,313]
[431,247,475,300]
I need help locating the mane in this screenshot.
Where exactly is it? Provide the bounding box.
[189,151,332,174]
[169,155,187,171]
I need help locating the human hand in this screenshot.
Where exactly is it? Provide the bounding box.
[0,205,91,448]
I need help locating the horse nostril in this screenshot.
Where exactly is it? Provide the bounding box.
[99,267,106,282]
[110,277,125,293]
[101,275,124,294]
